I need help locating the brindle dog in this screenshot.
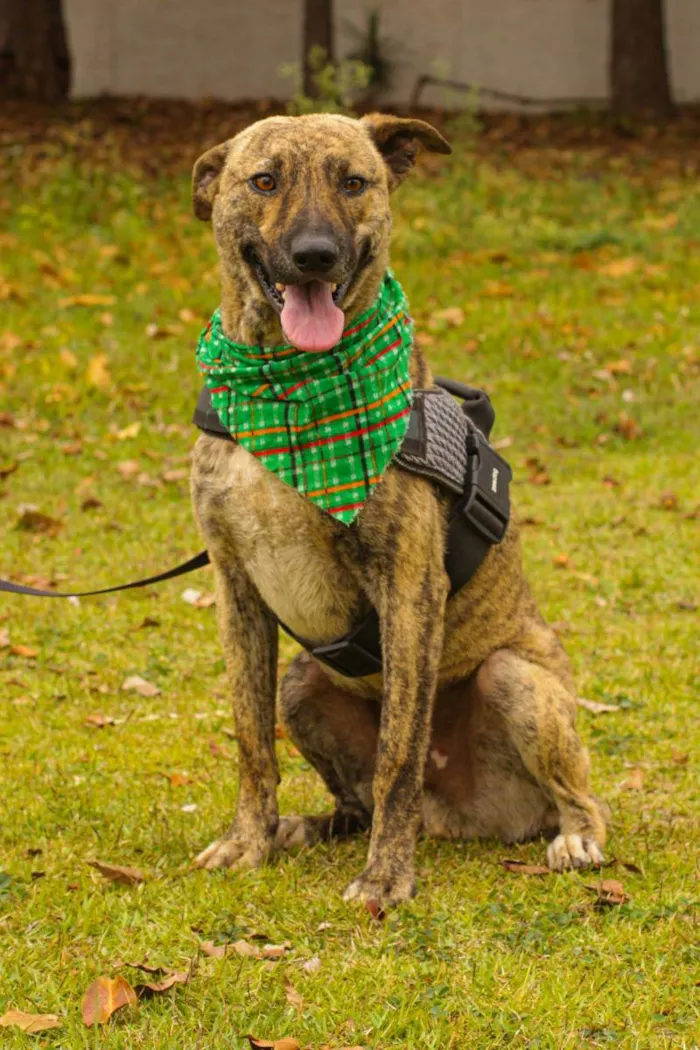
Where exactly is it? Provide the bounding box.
[191,112,608,905]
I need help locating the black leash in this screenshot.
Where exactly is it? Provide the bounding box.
[0,550,210,599]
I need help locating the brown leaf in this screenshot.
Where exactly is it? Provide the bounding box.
[525,456,551,486]
[428,306,464,328]
[81,975,137,1026]
[0,629,9,648]
[135,616,160,630]
[10,644,38,659]
[598,257,639,278]
[60,293,116,308]
[614,412,642,441]
[88,860,145,885]
[285,983,304,1013]
[365,898,386,922]
[168,772,191,787]
[116,459,140,480]
[620,860,643,874]
[659,490,679,511]
[0,1009,62,1033]
[0,461,18,479]
[623,768,644,791]
[17,509,63,536]
[84,713,116,729]
[81,496,103,511]
[502,859,550,876]
[86,353,111,390]
[247,1038,301,1050]
[122,674,160,697]
[162,468,189,483]
[588,878,629,907]
[604,358,633,375]
[135,972,190,996]
[201,939,261,960]
[602,475,620,488]
[552,553,570,569]
[208,739,233,760]
[261,943,290,960]
[671,750,689,765]
[577,697,620,714]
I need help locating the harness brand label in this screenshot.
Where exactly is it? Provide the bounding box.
[491,467,499,493]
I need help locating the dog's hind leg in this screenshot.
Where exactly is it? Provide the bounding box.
[475,649,608,870]
[275,653,377,851]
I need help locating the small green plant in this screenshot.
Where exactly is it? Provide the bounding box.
[280,46,372,116]
[344,8,397,107]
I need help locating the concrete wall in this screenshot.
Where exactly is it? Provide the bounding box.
[64,0,700,108]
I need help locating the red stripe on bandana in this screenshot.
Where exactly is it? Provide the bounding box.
[252,405,412,458]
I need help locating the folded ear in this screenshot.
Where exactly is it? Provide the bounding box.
[192,142,229,221]
[361,114,451,188]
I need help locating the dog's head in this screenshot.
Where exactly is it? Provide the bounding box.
[193,113,450,351]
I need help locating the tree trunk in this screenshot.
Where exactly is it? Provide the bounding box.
[303,0,334,97]
[0,0,70,101]
[611,0,673,120]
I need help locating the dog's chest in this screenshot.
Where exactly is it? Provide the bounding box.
[193,440,363,643]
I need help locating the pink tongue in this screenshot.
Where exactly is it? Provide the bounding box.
[281,281,345,353]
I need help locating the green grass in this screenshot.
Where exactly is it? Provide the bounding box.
[1,111,699,1049]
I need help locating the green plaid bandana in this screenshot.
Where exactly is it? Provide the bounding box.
[196,272,413,525]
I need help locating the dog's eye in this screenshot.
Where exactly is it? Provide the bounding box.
[250,173,277,194]
[343,176,366,196]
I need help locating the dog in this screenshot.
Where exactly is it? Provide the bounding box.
[190,112,608,905]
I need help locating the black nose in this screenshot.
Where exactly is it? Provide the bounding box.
[291,233,339,274]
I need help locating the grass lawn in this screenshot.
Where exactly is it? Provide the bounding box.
[1,103,698,1049]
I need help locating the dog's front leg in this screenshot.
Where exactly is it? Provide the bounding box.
[344,480,448,905]
[195,554,279,871]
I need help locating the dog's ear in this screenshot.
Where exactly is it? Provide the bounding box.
[361,114,451,188]
[192,143,229,221]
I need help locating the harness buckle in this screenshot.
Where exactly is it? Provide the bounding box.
[460,426,511,544]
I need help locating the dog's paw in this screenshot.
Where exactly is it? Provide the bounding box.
[194,835,269,871]
[343,867,416,907]
[547,833,605,872]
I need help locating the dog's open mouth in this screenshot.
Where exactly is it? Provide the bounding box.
[247,250,351,353]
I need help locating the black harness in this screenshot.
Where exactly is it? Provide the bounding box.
[0,378,511,681]
[193,377,512,678]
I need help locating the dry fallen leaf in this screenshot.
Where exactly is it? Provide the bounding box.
[285,982,304,1013]
[247,1038,301,1050]
[614,412,642,441]
[201,939,260,960]
[671,750,689,765]
[116,459,140,480]
[122,674,160,698]
[577,697,620,714]
[86,353,111,390]
[17,509,63,536]
[588,878,629,907]
[502,859,550,876]
[0,461,18,479]
[10,644,38,659]
[598,257,639,278]
[261,943,290,960]
[365,898,386,922]
[659,490,679,511]
[302,955,322,973]
[84,713,116,729]
[0,628,9,648]
[88,860,145,885]
[552,553,570,569]
[81,975,137,1026]
[60,293,116,308]
[623,768,644,791]
[135,972,190,996]
[525,456,551,486]
[0,1009,62,1033]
